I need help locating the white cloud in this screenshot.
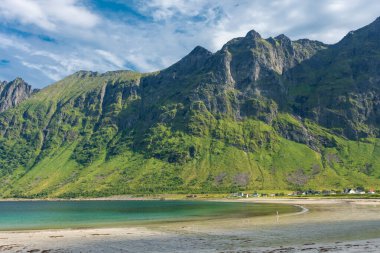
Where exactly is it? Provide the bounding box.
[95,50,125,68]
[1,0,380,88]
[140,0,208,20]
[0,0,55,30]
[0,0,99,31]
[137,0,380,47]
[0,34,31,51]
[20,61,62,80]
[43,0,99,29]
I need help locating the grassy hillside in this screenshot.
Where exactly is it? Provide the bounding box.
[1,93,379,198]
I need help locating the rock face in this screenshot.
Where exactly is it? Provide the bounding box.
[0,18,379,197]
[141,30,327,121]
[287,17,380,139]
[0,78,35,112]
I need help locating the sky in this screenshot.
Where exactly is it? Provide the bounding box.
[0,0,379,88]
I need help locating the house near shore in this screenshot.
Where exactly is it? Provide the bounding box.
[302,190,321,195]
[343,188,366,194]
[321,190,337,195]
[349,189,358,194]
[288,191,302,196]
[288,190,338,196]
[231,192,247,198]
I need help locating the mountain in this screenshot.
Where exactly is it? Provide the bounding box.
[287,17,380,139]
[0,78,35,112]
[0,18,379,198]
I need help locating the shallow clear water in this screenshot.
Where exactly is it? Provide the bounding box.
[0,200,299,230]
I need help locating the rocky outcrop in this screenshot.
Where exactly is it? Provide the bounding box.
[165,46,213,76]
[0,78,35,112]
[287,17,380,138]
[139,17,380,143]
[141,29,327,118]
[212,31,327,107]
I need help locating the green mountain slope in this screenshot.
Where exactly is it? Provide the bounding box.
[0,18,380,197]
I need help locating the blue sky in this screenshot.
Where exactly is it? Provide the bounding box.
[0,0,379,88]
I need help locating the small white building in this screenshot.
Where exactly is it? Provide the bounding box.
[348,189,357,194]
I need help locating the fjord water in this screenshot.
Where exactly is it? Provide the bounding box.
[0,200,299,230]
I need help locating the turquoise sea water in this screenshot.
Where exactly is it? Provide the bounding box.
[0,200,299,230]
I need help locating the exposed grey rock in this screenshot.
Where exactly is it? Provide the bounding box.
[287,16,380,138]
[0,78,34,112]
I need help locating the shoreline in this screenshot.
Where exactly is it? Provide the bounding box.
[215,197,380,205]
[1,193,380,202]
[0,198,380,252]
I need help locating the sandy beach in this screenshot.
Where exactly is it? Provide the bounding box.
[1,198,380,252]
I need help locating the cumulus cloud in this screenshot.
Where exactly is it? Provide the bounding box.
[139,0,213,20]
[138,0,380,49]
[0,0,99,31]
[0,0,379,88]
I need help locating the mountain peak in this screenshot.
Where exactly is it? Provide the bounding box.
[12,77,27,85]
[163,46,212,75]
[7,77,31,88]
[245,29,262,40]
[189,45,212,57]
[73,70,99,78]
[178,45,212,65]
[368,16,380,31]
[0,77,33,112]
[339,16,380,44]
[275,34,291,43]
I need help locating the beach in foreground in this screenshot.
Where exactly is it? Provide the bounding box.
[1,198,380,252]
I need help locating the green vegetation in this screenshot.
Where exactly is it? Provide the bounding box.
[0,71,379,198]
[0,18,380,198]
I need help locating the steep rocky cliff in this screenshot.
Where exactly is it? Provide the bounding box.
[287,17,380,139]
[0,78,35,112]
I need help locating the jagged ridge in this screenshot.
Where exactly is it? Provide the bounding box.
[0,78,36,112]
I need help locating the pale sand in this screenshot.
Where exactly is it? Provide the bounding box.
[228,197,380,205]
[1,198,380,252]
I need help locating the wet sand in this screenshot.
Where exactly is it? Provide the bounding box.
[1,198,380,252]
